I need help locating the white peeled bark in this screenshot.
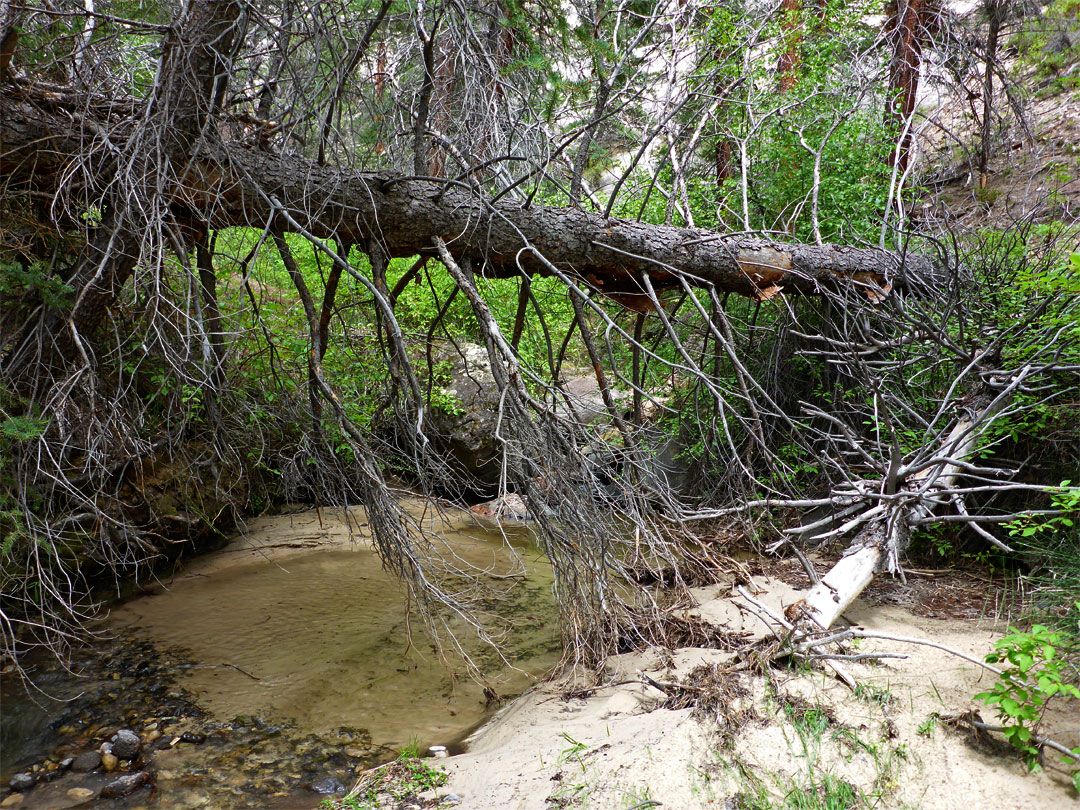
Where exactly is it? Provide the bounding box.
[803,544,883,629]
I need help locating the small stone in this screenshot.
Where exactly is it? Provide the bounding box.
[8,773,34,792]
[1,794,24,807]
[442,794,463,805]
[311,777,345,794]
[60,758,74,770]
[179,732,206,744]
[143,730,162,744]
[66,788,96,803]
[99,772,150,799]
[71,752,102,772]
[111,729,141,760]
[101,753,119,772]
[98,742,113,756]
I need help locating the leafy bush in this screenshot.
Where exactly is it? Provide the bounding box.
[974,625,1080,776]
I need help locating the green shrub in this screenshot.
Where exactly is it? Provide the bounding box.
[974,625,1080,776]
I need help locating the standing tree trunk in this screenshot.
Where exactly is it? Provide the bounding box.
[885,0,931,174]
[979,0,1004,186]
[778,0,803,92]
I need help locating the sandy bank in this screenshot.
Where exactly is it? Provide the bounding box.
[436,574,1078,809]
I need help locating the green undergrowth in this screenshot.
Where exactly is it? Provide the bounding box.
[319,743,449,810]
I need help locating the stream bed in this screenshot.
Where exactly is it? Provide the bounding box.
[1,500,560,809]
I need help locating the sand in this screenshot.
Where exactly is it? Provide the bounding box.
[438,574,1079,809]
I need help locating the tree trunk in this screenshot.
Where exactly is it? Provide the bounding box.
[0,93,938,314]
[979,0,1003,185]
[885,0,930,174]
[777,0,803,92]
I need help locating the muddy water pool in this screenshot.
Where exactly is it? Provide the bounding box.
[1,500,560,809]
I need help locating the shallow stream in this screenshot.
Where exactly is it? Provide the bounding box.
[1,500,560,809]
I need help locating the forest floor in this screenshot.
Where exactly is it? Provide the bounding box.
[929,80,1080,230]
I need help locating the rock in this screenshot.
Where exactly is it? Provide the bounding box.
[7,773,34,792]
[111,729,141,760]
[99,772,151,799]
[70,752,102,772]
[311,777,345,794]
[60,758,74,770]
[425,343,504,487]
[98,742,113,756]
[179,731,206,744]
[101,753,119,772]
[143,729,161,744]
[442,794,463,806]
[469,493,532,525]
[0,794,23,807]
[65,787,96,804]
[556,373,629,425]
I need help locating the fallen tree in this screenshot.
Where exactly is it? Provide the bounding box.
[0,91,936,324]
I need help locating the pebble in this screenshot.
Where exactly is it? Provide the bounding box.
[66,787,96,803]
[101,753,119,772]
[442,794,463,806]
[7,774,34,792]
[112,729,141,760]
[0,794,23,807]
[71,752,102,772]
[312,777,345,794]
[99,771,151,799]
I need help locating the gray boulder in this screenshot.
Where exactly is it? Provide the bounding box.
[8,773,35,792]
[111,729,141,760]
[426,343,503,487]
[70,752,102,772]
[99,772,150,799]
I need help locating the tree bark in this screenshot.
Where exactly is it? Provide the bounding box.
[978,0,1003,185]
[885,0,931,174]
[0,91,938,309]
